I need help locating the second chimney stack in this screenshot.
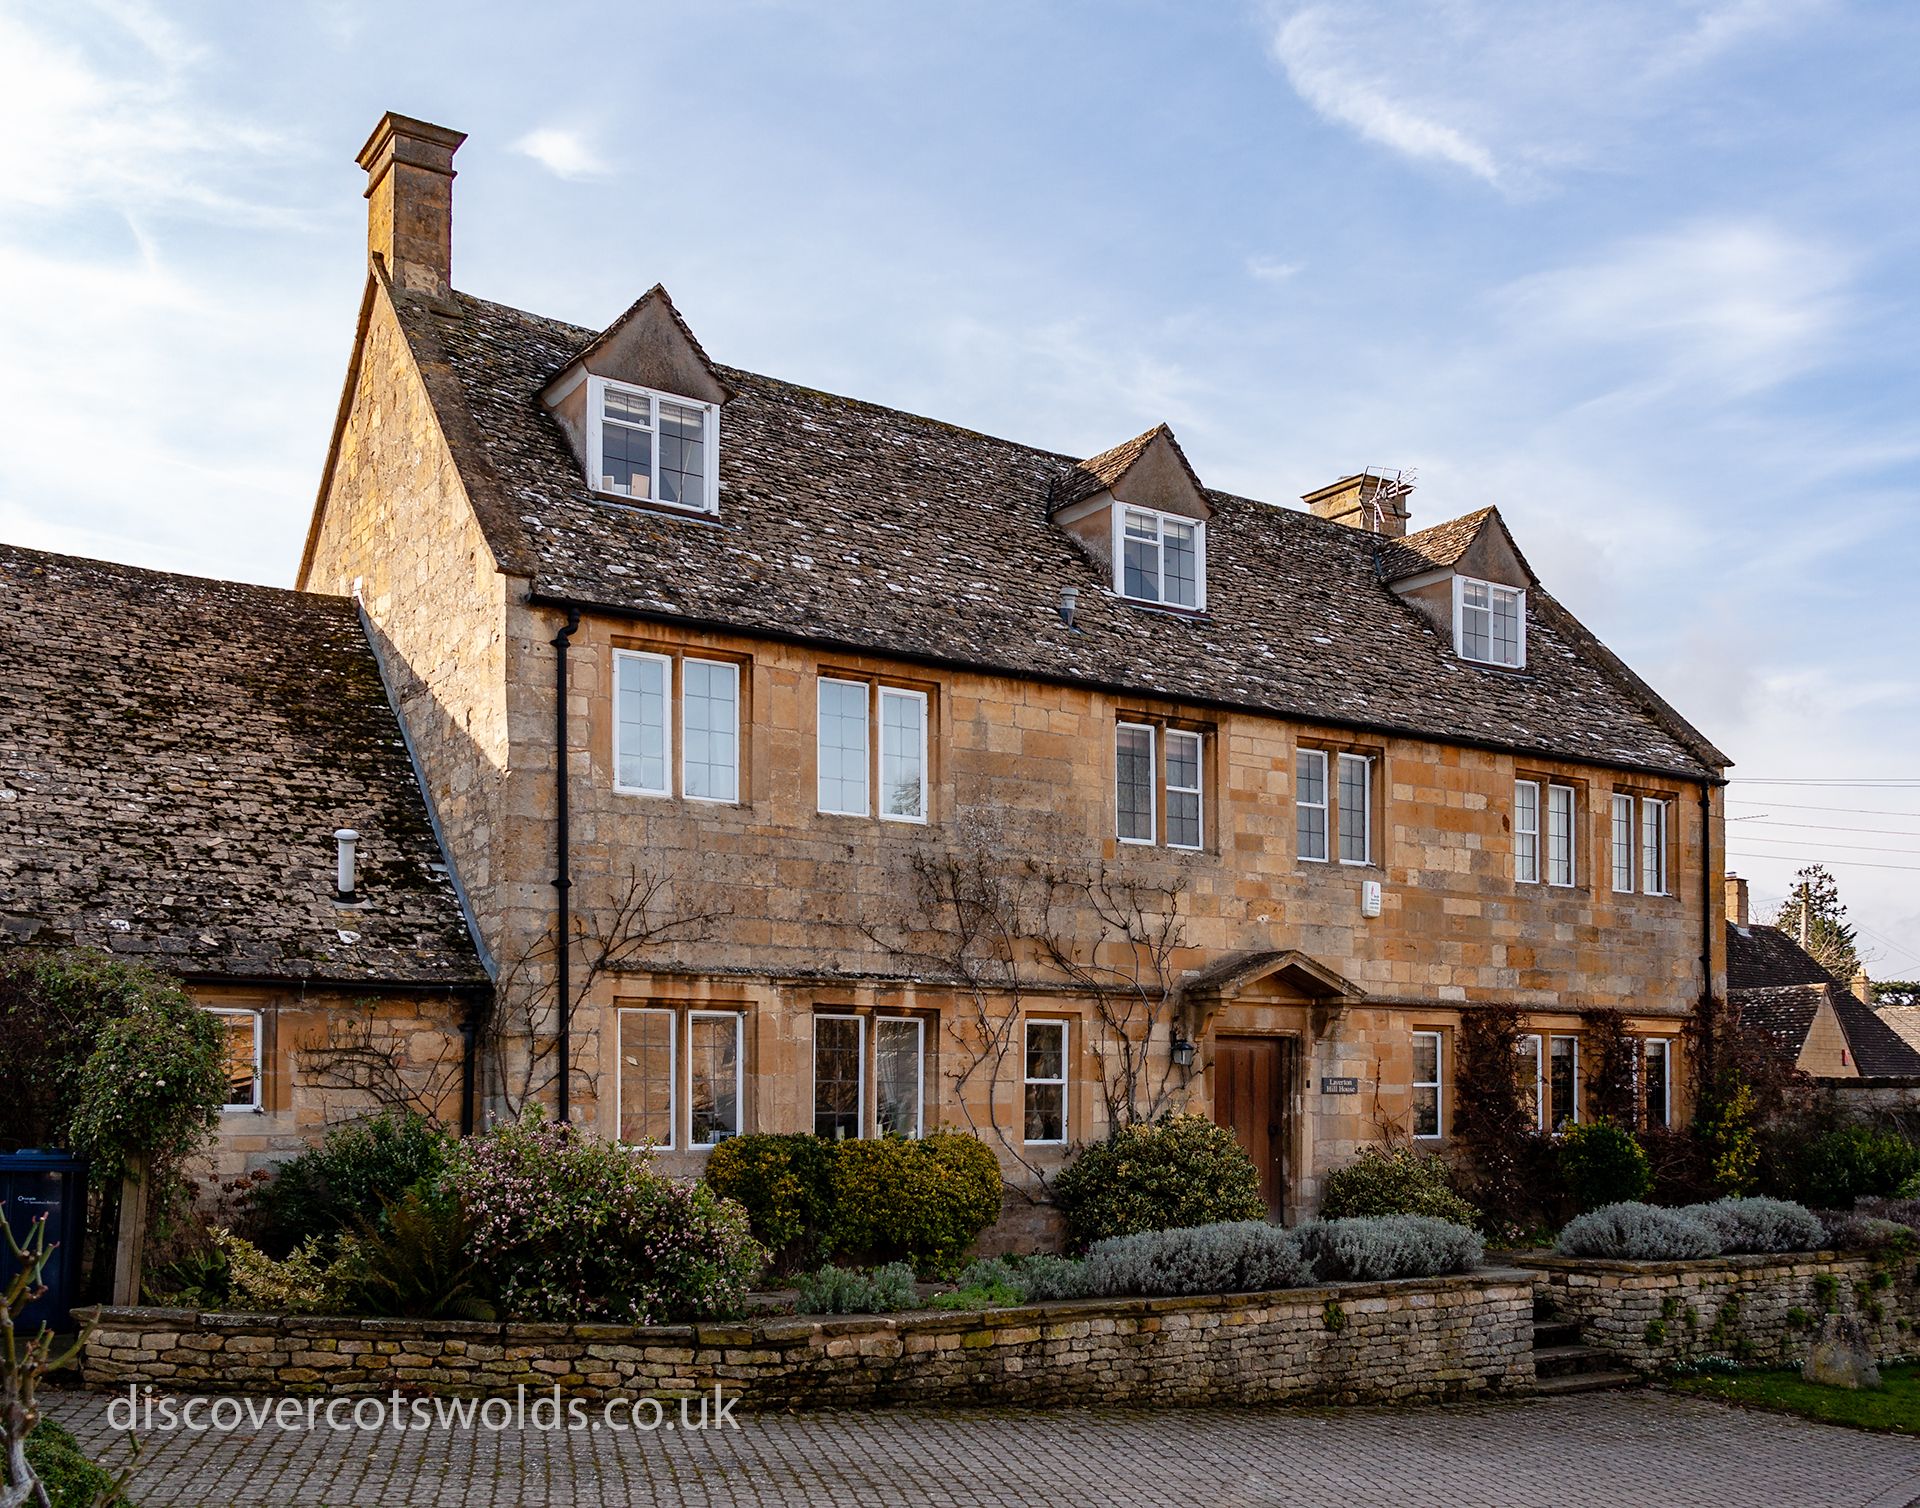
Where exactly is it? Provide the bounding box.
[356,112,467,295]
[1302,472,1414,538]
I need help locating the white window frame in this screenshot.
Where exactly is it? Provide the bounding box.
[1514,779,1540,884]
[1113,502,1207,611]
[612,649,673,798]
[1163,728,1204,851]
[816,677,871,817]
[1641,798,1671,896]
[1642,1038,1672,1130]
[877,687,929,824]
[1337,752,1373,867]
[1023,1018,1070,1146]
[615,1006,677,1151]
[812,1013,866,1141]
[873,1016,926,1139]
[208,1008,262,1113]
[1549,1034,1580,1131]
[1296,748,1329,864]
[1546,783,1576,888]
[687,1009,744,1149]
[1516,1033,1545,1132]
[679,656,741,805]
[583,375,720,515]
[1411,1029,1443,1142]
[1453,575,1526,667]
[1116,721,1157,846]
[1611,793,1635,894]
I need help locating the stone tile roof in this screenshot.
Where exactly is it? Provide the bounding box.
[0,544,486,988]
[1375,508,1500,582]
[1726,923,1920,1076]
[395,286,1727,780]
[1048,424,1203,512]
[1734,983,1825,1061]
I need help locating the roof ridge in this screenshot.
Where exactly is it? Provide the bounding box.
[0,538,344,608]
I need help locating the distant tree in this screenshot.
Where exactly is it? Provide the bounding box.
[1874,980,1920,1010]
[1770,864,1861,981]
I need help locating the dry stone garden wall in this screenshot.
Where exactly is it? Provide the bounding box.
[1520,1250,1919,1373]
[83,1269,1535,1408]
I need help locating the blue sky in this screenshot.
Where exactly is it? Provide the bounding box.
[3,0,1918,967]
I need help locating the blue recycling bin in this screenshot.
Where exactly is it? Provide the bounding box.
[0,1150,90,1333]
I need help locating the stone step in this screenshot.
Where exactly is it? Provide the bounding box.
[1532,1343,1618,1379]
[1531,1368,1644,1396]
[1531,1321,1582,1349]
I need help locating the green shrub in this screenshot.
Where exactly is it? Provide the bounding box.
[793,1261,919,1314]
[702,1133,837,1272]
[1292,1215,1483,1281]
[23,1418,122,1508]
[1082,1220,1311,1297]
[252,1109,454,1257]
[1557,1122,1652,1211]
[1004,1253,1095,1302]
[210,1228,344,1314]
[1319,1146,1481,1227]
[1555,1202,1721,1260]
[1791,1126,1920,1208]
[1052,1115,1265,1247]
[828,1131,1003,1276]
[1820,1212,1914,1253]
[331,1186,494,1320]
[454,1108,764,1323]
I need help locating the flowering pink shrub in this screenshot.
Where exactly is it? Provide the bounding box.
[452,1110,763,1323]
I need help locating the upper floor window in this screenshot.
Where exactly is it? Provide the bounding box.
[588,377,719,513]
[1116,721,1205,849]
[1455,577,1525,667]
[1515,779,1575,886]
[1609,791,1672,896]
[1117,505,1205,610]
[818,677,928,822]
[1298,748,1373,865]
[614,649,742,803]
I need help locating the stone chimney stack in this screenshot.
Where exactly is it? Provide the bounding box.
[1852,966,1873,1004]
[356,112,466,296]
[1725,872,1750,927]
[1301,472,1413,539]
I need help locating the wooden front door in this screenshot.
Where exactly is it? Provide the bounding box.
[1213,1036,1294,1219]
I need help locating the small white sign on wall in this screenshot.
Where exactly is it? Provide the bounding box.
[1361,879,1383,918]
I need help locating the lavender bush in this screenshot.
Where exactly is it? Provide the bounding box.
[452,1110,764,1324]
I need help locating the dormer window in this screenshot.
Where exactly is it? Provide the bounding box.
[1454,577,1524,667]
[587,377,718,513]
[1117,505,1205,610]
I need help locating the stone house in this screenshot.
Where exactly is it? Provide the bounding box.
[297,112,1733,1228]
[1723,874,1920,1106]
[0,544,487,1180]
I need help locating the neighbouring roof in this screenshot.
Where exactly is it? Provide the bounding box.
[0,544,486,988]
[388,284,1728,781]
[1726,923,1920,1077]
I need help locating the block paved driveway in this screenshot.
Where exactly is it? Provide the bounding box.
[48,1386,1920,1507]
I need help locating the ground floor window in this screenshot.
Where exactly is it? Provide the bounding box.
[617,1005,744,1149]
[1411,1030,1443,1140]
[874,1017,924,1137]
[1639,1037,1673,1130]
[1549,1034,1579,1132]
[1515,1033,1544,1130]
[813,1011,928,1140]
[1024,1019,1068,1144]
[813,1015,864,1140]
[207,1008,261,1111]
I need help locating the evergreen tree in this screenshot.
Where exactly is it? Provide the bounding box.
[1770,864,1861,981]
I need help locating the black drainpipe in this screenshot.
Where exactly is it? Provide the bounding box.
[458,997,478,1137]
[553,603,581,1124]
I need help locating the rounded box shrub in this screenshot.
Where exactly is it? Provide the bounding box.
[1555,1201,1722,1260]
[1053,1115,1266,1247]
[1557,1122,1652,1212]
[703,1132,837,1272]
[252,1108,454,1256]
[1791,1125,1920,1208]
[454,1108,764,1323]
[1319,1146,1481,1228]
[828,1130,1003,1276]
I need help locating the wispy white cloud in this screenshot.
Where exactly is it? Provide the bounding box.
[513,126,609,181]
[1245,254,1305,283]
[1266,0,1829,189]
[1493,220,1851,398]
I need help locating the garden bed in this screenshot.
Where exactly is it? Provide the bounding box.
[1516,1249,1919,1373]
[82,1268,1537,1409]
